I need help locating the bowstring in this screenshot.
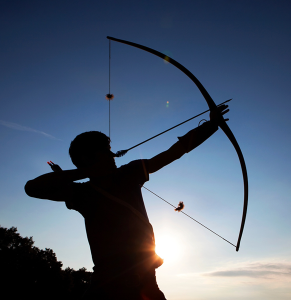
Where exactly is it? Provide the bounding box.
[109,39,111,138]
[142,185,236,248]
[108,39,235,248]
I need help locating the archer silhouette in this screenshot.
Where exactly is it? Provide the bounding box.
[25,105,229,299]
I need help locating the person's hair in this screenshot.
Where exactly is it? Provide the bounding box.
[69,131,111,168]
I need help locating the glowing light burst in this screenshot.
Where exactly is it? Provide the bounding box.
[166,101,169,108]
[155,235,181,263]
[163,51,173,64]
[163,55,170,64]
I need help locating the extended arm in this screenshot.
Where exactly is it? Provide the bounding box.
[147,120,218,174]
[147,104,229,174]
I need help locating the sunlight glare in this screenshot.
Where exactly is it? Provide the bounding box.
[155,234,182,263]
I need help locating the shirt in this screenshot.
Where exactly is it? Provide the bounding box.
[65,159,156,273]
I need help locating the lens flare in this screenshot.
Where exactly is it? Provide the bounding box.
[164,56,170,64]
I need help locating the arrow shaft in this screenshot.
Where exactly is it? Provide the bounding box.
[127,99,232,151]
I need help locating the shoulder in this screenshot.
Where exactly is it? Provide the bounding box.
[119,159,148,170]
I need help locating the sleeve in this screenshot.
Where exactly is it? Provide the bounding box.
[139,159,149,183]
[118,159,149,185]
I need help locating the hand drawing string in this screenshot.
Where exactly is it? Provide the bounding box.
[142,185,236,248]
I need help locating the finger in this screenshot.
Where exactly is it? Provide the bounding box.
[224,118,229,122]
[221,109,229,115]
[218,106,228,114]
[217,103,228,108]
[218,104,228,109]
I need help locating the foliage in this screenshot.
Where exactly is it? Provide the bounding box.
[0,226,92,300]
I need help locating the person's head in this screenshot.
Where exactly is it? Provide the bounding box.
[69,131,115,169]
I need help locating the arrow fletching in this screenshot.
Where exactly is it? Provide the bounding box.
[115,149,128,157]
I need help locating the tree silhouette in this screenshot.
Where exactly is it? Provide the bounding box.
[0,226,92,300]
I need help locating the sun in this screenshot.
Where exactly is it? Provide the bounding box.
[155,234,182,263]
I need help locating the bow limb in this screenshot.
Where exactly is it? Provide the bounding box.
[107,36,216,110]
[219,122,248,251]
[107,36,248,251]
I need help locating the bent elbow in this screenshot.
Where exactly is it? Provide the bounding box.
[25,180,36,197]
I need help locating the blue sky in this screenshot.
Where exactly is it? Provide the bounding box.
[1,1,291,299]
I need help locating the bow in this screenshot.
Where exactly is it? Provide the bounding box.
[107,36,248,252]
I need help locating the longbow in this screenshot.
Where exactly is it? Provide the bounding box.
[107,36,248,252]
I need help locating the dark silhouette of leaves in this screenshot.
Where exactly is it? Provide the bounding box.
[0,226,92,300]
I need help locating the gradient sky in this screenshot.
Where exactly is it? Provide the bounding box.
[1,1,291,299]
